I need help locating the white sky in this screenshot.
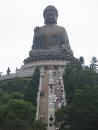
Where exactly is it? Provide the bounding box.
[0,0,98,74]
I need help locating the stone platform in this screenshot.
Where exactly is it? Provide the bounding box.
[0,60,68,81]
[21,60,68,69]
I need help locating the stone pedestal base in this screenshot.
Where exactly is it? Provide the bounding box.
[0,60,69,80]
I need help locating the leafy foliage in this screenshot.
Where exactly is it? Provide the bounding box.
[90,56,98,72]
[32,120,47,130]
[64,86,98,130]
[55,57,98,130]
[0,77,30,93]
[0,67,41,130]
[63,58,98,103]
[0,99,36,130]
[24,67,40,106]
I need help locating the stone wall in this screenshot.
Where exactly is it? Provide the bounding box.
[0,60,68,81]
[0,67,34,80]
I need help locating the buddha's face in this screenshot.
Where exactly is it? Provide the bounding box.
[44,10,58,24]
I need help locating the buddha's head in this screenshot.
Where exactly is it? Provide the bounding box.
[43,5,58,24]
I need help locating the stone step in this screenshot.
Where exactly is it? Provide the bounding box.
[47,126,55,130]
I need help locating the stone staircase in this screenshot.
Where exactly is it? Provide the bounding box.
[37,66,66,130]
[38,71,49,123]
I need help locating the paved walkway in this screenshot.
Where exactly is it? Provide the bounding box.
[38,67,65,130]
[38,71,49,123]
[47,126,55,130]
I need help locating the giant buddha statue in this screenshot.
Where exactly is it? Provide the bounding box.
[24,5,73,64]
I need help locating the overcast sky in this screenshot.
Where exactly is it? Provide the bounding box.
[0,0,98,74]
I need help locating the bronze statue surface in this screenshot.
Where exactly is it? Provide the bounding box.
[24,5,73,64]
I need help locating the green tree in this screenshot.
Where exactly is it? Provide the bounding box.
[55,106,66,128]
[64,86,98,130]
[63,58,83,103]
[32,120,47,130]
[56,57,98,130]
[55,86,98,130]
[24,67,40,106]
[90,56,98,72]
[63,57,98,103]
[9,92,24,100]
[0,99,36,130]
[0,77,30,93]
[0,91,9,105]
[0,68,41,130]
[79,56,84,65]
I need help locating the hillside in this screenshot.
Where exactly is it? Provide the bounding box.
[0,67,47,130]
[55,57,98,130]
